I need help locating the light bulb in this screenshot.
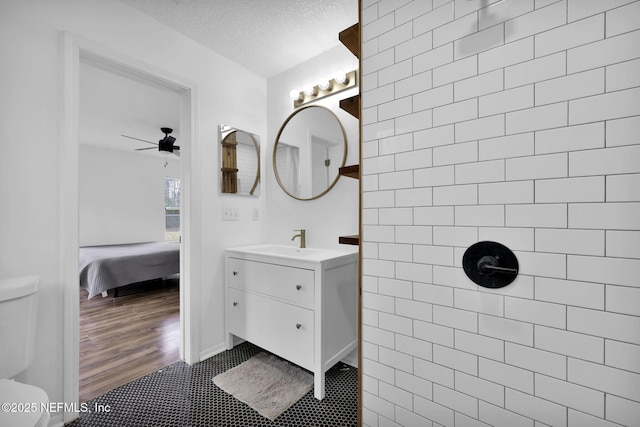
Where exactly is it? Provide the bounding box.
[303,85,318,96]
[334,72,348,85]
[289,89,302,101]
[318,80,332,91]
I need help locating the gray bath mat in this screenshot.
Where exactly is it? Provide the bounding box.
[212,352,313,420]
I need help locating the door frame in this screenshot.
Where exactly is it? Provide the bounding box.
[62,32,202,423]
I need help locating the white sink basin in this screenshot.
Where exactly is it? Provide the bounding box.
[226,244,357,263]
[250,245,320,257]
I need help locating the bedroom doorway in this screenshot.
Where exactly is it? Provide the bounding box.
[77,56,185,402]
[63,32,201,420]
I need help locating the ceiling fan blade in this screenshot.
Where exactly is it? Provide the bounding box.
[121,134,157,146]
[135,147,157,151]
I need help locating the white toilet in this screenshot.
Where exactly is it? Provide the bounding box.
[0,276,50,427]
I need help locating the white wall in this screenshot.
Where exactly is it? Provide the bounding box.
[361,1,640,426]
[0,0,266,419]
[79,145,180,246]
[266,45,360,249]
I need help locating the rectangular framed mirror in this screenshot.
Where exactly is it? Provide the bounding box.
[219,125,260,196]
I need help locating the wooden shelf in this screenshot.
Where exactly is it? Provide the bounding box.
[339,235,360,246]
[339,23,360,59]
[339,164,359,179]
[337,23,360,250]
[340,94,360,119]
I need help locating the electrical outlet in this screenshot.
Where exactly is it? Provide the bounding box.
[222,206,239,221]
[251,207,260,221]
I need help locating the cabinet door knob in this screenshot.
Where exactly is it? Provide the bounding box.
[296,323,302,329]
[296,284,302,290]
[232,271,239,276]
[233,301,238,306]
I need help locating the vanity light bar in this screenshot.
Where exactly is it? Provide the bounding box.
[290,69,358,108]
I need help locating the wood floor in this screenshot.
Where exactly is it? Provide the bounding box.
[79,278,180,402]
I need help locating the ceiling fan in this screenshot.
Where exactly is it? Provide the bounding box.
[121,127,180,156]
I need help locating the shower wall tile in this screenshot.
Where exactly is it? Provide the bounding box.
[568,0,636,22]
[535,373,605,417]
[606,230,640,258]
[504,0,566,43]
[455,371,504,407]
[479,181,533,205]
[478,36,533,73]
[534,228,605,256]
[505,389,567,427]
[505,203,567,228]
[606,115,640,147]
[479,357,534,393]
[535,122,604,154]
[567,29,640,73]
[478,0,534,30]
[605,0,640,36]
[479,85,533,117]
[568,358,640,402]
[414,43,453,74]
[570,145,640,176]
[535,277,605,310]
[568,306,640,344]
[535,325,604,363]
[505,152,567,180]
[479,132,534,160]
[605,395,640,427]
[454,69,503,102]
[568,254,640,287]
[568,202,640,230]
[569,86,640,125]
[535,68,604,106]
[479,401,533,427]
[606,340,640,373]
[504,52,566,89]
[361,1,640,425]
[535,176,605,203]
[455,114,505,142]
[534,14,604,57]
[606,57,640,91]
[605,285,640,316]
[433,384,478,418]
[414,2,454,36]
[505,102,568,134]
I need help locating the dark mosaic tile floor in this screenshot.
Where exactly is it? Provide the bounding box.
[66,342,357,426]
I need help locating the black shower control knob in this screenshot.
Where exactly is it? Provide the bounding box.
[463,241,519,289]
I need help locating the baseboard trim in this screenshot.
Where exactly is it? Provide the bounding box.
[199,342,228,362]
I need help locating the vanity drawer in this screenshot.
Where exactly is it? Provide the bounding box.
[227,288,314,370]
[227,258,315,308]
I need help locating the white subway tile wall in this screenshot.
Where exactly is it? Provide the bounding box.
[361,0,640,425]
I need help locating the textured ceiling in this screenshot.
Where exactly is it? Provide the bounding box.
[119,0,359,78]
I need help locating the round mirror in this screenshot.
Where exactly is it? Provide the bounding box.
[273,105,347,200]
[220,126,260,196]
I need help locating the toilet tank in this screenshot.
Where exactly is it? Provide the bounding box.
[0,276,39,379]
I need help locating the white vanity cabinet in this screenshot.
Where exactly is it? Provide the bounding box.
[224,244,358,400]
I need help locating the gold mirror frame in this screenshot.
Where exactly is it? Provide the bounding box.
[272,105,348,201]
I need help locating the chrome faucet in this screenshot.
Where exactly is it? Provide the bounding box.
[292,229,306,248]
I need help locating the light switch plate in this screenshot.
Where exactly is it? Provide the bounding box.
[222,206,239,221]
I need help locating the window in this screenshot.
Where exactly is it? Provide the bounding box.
[164,177,180,242]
